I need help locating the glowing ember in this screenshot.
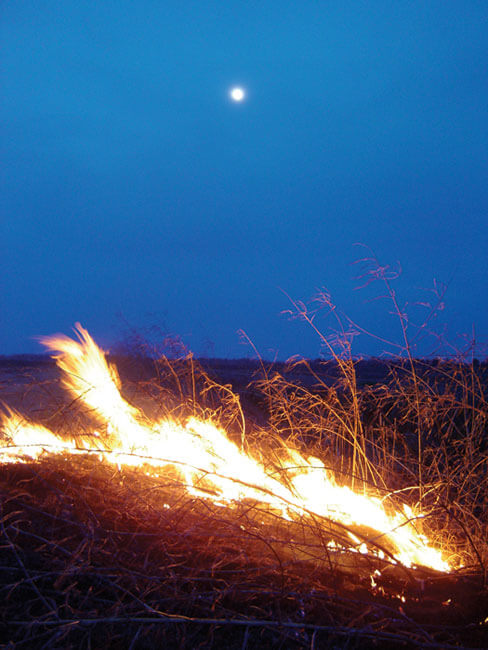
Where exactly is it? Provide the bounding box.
[0,324,451,572]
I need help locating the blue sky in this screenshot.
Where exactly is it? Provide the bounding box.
[2,1,487,358]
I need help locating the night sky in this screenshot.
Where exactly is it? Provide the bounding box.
[2,2,487,359]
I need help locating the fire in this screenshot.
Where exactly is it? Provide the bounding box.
[0,324,451,572]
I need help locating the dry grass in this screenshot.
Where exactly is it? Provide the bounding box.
[1,255,487,647]
[1,350,487,648]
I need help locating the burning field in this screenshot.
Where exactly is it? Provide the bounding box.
[1,325,487,648]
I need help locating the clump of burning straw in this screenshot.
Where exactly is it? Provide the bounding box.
[1,258,487,647]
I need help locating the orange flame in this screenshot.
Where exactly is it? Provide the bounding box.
[1,324,451,572]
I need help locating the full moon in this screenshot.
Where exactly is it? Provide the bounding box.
[230,86,245,102]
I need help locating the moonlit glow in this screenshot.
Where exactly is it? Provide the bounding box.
[230,86,245,102]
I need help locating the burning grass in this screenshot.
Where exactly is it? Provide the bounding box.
[1,323,488,647]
